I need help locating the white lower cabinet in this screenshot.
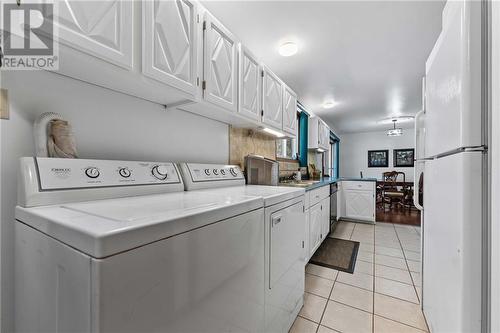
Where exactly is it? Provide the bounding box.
[338,181,376,222]
[306,186,331,259]
[304,207,310,261]
[309,202,323,256]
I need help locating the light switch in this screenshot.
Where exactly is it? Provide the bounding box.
[0,89,9,120]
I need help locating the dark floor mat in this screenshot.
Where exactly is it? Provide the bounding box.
[309,238,360,273]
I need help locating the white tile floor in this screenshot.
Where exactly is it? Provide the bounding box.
[290,221,427,333]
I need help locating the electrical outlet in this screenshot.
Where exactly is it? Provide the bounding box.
[1,89,9,120]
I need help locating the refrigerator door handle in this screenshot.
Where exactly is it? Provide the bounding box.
[414,109,425,211]
[414,161,424,211]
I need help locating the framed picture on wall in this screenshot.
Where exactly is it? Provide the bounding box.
[367,150,389,168]
[394,148,415,167]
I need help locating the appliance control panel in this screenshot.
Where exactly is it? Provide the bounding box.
[36,157,182,190]
[182,163,244,182]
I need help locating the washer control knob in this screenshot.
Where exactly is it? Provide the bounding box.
[85,167,100,179]
[229,168,238,177]
[119,167,131,178]
[204,169,211,176]
[220,169,226,175]
[213,169,219,175]
[152,165,168,180]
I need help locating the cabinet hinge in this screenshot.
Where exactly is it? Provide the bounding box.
[202,80,206,90]
[196,77,200,86]
[302,241,304,249]
[261,70,264,78]
[261,110,264,117]
[202,21,206,31]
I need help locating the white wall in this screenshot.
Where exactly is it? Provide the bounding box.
[0,70,229,332]
[340,128,415,181]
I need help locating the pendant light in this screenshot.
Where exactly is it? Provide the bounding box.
[387,119,403,136]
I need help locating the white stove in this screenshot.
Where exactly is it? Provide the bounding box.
[15,157,265,333]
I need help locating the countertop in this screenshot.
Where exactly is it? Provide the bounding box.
[279,177,377,191]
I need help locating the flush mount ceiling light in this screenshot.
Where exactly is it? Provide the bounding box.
[279,41,298,57]
[261,127,285,138]
[378,115,414,125]
[322,100,338,109]
[386,119,403,137]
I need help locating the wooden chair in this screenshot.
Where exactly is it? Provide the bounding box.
[382,171,407,210]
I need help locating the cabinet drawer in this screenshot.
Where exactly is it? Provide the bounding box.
[309,186,330,207]
[341,181,374,191]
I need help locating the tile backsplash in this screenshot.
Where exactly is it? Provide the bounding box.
[229,127,276,170]
[228,127,301,178]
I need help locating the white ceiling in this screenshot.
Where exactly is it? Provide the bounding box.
[201,0,445,133]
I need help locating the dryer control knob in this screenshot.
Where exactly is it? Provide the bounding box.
[152,165,168,180]
[85,167,100,179]
[119,168,131,178]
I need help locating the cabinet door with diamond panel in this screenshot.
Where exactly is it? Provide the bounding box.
[282,84,297,136]
[55,0,133,69]
[344,189,375,221]
[238,44,261,121]
[203,12,238,112]
[262,66,283,129]
[142,0,198,97]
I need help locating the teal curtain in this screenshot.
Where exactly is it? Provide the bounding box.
[330,132,340,179]
[298,103,309,167]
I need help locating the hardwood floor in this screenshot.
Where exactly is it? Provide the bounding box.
[376,207,421,226]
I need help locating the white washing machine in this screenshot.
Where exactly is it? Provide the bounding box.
[178,163,306,333]
[15,157,265,333]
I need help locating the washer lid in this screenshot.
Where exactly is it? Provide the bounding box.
[16,191,263,258]
[198,185,305,207]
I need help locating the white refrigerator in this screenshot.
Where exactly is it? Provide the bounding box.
[414,0,487,332]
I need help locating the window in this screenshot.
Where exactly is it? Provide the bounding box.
[330,137,340,179]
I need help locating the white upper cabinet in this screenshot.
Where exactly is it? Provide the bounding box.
[319,121,330,149]
[282,85,298,136]
[55,0,133,69]
[309,117,329,150]
[203,12,238,113]
[262,66,283,129]
[238,44,261,122]
[142,0,198,96]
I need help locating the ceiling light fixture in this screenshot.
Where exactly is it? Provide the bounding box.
[262,127,285,138]
[279,41,298,57]
[378,115,414,125]
[387,119,403,136]
[322,100,337,109]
